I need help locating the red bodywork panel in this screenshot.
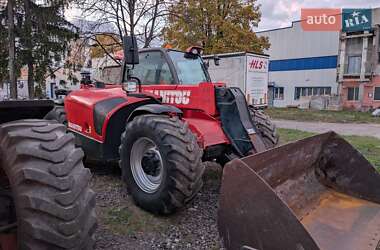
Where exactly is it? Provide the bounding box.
[65,86,149,142]
[142,82,229,148]
[64,82,229,149]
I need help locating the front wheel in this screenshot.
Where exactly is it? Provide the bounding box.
[119,115,204,215]
[249,107,279,149]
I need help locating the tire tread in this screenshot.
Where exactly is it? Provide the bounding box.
[0,119,96,249]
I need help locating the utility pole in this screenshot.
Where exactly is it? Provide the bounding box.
[7,0,17,99]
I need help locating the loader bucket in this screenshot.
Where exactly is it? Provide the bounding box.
[218,131,380,250]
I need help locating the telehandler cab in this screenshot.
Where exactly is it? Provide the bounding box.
[45,36,380,250]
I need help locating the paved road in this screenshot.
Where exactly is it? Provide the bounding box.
[274,119,380,139]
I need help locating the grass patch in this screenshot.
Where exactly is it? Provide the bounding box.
[278,128,380,170]
[102,204,171,235]
[278,128,315,144]
[266,108,380,124]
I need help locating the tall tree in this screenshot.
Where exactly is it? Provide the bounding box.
[7,0,16,98]
[77,0,171,49]
[163,0,270,54]
[19,1,78,98]
[23,0,33,97]
[0,0,77,99]
[0,7,9,87]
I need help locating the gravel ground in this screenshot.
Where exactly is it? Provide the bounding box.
[89,162,223,250]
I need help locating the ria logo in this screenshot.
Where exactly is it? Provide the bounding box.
[345,11,369,27]
[342,9,371,32]
[147,90,191,105]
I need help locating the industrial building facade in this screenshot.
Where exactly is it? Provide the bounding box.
[258,22,340,107]
[258,8,380,110]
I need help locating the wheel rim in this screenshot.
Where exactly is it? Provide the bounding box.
[130,137,164,193]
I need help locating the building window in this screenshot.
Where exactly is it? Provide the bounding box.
[374,87,380,100]
[294,87,332,100]
[274,87,284,100]
[346,56,361,74]
[347,87,359,101]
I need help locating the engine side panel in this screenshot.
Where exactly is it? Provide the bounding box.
[93,97,126,135]
[65,87,149,142]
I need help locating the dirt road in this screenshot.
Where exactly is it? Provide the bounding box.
[274,119,380,139]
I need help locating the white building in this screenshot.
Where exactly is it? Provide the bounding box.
[258,21,340,107]
[45,67,82,99]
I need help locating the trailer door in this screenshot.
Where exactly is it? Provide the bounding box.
[245,55,269,107]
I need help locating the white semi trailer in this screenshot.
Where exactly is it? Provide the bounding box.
[203,52,269,108]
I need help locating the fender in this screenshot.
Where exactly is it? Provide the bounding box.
[127,104,183,122]
[81,102,182,162]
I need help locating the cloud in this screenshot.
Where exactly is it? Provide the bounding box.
[257,0,380,31]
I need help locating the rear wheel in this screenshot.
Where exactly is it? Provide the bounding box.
[119,114,204,215]
[0,120,96,249]
[44,106,67,125]
[249,107,279,149]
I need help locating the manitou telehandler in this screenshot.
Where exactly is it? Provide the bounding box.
[45,36,380,250]
[0,100,96,250]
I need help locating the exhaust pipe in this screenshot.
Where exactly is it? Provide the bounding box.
[218,132,380,250]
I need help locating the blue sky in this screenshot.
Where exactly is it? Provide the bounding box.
[256,0,380,31]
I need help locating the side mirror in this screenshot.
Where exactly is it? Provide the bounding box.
[123,36,139,65]
[214,55,220,66]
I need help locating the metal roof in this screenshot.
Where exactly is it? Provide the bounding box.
[203,51,269,59]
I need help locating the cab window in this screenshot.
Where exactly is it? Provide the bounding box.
[130,51,174,85]
[168,50,209,84]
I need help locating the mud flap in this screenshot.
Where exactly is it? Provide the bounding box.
[218,132,380,250]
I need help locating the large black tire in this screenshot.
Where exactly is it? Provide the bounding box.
[249,108,279,149]
[0,120,97,249]
[119,115,204,215]
[44,106,67,125]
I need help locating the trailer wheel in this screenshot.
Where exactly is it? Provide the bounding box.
[0,120,97,249]
[249,108,279,149]
[44,106,67,125]
[119,114,204,215]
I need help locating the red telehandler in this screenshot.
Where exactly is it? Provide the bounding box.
[45,36,380,250]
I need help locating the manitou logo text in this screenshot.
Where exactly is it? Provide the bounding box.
[147,90,191,105]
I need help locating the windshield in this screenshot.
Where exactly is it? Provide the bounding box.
[168,51,209,84]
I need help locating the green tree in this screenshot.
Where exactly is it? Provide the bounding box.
[0,0,77,98]
[0,18,8,86]
[18,1,78,98]
[163,0,270,54]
